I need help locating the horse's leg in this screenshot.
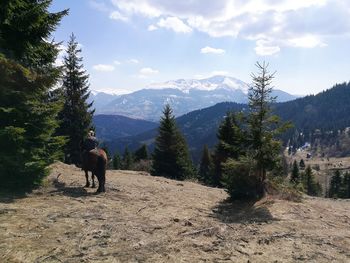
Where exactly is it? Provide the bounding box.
[101,172,106,192]
[91,173,96,188]
[96,173,102,193]
[84,170,90,187]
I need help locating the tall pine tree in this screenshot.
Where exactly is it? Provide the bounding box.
[57,33,94,165]
[212,111,244,186]
[290,160,300,184]
[134,144,148,162]
[151,105,195,180]
[122,147,133,170]
[0,0,67,189]
[198,144,213,185]
[247,62,290,196]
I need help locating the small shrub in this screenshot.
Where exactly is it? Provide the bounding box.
[221,158,259,200]
[132,160,152,173]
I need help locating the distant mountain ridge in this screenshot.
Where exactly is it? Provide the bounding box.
[96,82,350,162]
[93,115,157,140]
[90,75,297,121]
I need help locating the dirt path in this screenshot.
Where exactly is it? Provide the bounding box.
[1,162,350,262]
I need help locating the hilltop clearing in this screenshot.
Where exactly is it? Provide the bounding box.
[1,162,350,262]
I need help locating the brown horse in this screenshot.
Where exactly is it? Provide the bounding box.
[81,149,107,193]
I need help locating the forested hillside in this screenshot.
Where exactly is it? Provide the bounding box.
[104,82,350,161]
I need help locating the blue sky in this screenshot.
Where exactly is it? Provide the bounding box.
[51,0,350,95]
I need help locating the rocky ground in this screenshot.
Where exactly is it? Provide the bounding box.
[1,162,350,262]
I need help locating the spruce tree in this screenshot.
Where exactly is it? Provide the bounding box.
[0,1,67,189]
[151,104,194,180]
[213,111,244,186]
[122,147,133,170]
[198,145,213,185]
[299,159,306,170]
[329,170,342,198]
[290,160,300,184]
[304,165,321,196]
[134,144,148,162]
[57,33,94,165]
[343,172,350,198]
[112,151,121,170]
[247,62,290,196]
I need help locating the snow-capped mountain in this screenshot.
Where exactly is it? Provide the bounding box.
[147,76,249,94]
[91,76,297,121]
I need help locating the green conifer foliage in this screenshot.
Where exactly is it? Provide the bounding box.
[198,145,213,184]
[0,0,67,189]
[343,172,350,198]
[329,170,343,198]
[122,147,133,170]
[247,62,291,196]
[290,160,300,184]
[134,144,148,161]
[57,34,94,165]
[304,166,321,196]
[212,112,244,186]
[151,105,195,180]
[112,151,121,170]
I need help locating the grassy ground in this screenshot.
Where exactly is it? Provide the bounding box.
[0,162,350,262]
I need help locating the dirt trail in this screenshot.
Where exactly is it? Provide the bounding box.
[1,162,350,262]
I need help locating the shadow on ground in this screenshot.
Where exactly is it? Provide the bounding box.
[50,178,91,198]
[0,190,28,204]
[211,198,276,224]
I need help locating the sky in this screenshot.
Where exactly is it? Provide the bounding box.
[50,0,350,95]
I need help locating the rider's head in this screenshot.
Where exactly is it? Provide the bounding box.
[88,130,95,137]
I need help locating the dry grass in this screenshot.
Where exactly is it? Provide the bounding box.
[0,162,350,262]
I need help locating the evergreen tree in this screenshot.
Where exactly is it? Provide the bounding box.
[198,145,213,184]
[290,160,300,184]
[112,151,121,170]
[151,105,195,180]
[57,33,94,165]
[247,62,290,196]
[304,166,321,196]
[329,170,342,198]
[299,159,306,170]
[0,1,67,189]
[134,144,148,162]
[122,147,133,170]
[343,172,350,198]
[212,111,244,186]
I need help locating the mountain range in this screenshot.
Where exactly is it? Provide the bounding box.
[90,75,297,121]
[94,82,350,162]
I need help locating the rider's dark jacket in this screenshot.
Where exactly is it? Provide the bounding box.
[82,136,98,152]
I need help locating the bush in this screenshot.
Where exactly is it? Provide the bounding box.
[132,160,152,173]
[221,158,259,200]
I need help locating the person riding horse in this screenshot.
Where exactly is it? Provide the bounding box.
[82,130,98,154]
[81,130,107,192]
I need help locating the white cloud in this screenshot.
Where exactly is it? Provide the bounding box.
[140,67,159,75]
[128,58,140,64]
[211,70,229,76]
[287,35,327,48]
[89,0,110,12]
[200,46,225,54]
[254,39,281,56]
[54,44,66,67]
[194,74,204,79]
[109,10,128,21]
[148,24,158,31]
[157,17,192,33]
[93,64,115,72]
[108,0,350,53]
[113,60,121,65]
